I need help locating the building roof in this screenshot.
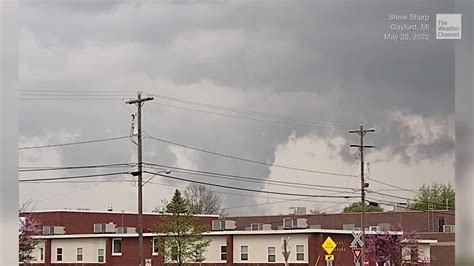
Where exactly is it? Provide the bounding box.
[25,209,219,218]
[32,228,437,245]
[33,228,398,238]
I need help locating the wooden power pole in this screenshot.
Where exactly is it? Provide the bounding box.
[349,124,374,264]
[127,91,153,266]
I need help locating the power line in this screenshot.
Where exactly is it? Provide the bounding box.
[19,89,137,94]
[30,175,128,203]
[144,171,359,199]
[19,172,129,182]
[143,133,358,178]
[367,190,413,201]
[19,98,129,101]
[367,177,418,194]
[366,197,455,216]
[20,176,350,206]
[19,163,135,172]
[19,136,129,150]
[223,196,352,211]
[366,191,455,210]
[140,163,452,210]
[143,162,357,192]
[148,93,357,127]
[149,102,346,130]
[19,93,135,97]
[20,89,364,128]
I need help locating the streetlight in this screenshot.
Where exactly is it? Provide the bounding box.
[142,169,171,186]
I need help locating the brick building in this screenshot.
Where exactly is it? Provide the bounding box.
[21,209,453,266]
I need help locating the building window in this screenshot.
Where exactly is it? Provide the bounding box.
[296,245,304,261]
[221,246,227,261]
[56,248,63,262]
[77,247,83,261]
[241,245,248,261]
[437,217,445,232]
[39,248,44,261]
[283,218,294,228]
[112,238,122,255]
[268,247,276,262]
[98,248,105,262]
[251,223,263,230]
[343,223,355,230]
[152,237,159,255]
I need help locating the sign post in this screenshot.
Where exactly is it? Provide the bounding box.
[322,236,337,266]
[352,248,363,264]
[351,231,364,266]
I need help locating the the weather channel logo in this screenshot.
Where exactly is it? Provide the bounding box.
[436,14,462,39]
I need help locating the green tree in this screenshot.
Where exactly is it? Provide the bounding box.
[410,182,455,210]
[153,189,210,265]
[343,202,384,213]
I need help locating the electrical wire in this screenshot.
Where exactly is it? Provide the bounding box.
[19,136,129,150]
[19,89,137,94]
[31,175,128,203]
[148,93,357,128]
[223,195,352,211]
[143,133,358,178]
[19,172,129,182]
[149,102,344,130]
[143,162,357,192]
[145,171,359,199]
[19,93,135,97]
[367,177,418,194]
[19,163,135,172]
[19,98,130,101]
[366,197,455,216]
[20,177,351,207]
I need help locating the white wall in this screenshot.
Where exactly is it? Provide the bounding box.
[233,234,308,263]
[161,235,227,263]
[402,244,431,262]
[51,238,106,263]
[202,235,227,263]
[29,240,46,263]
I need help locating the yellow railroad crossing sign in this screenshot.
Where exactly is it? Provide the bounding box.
[322,236,337,254]
[325,254,335,261]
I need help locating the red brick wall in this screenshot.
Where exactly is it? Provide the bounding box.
[25,210,454,235]
[227,210,455,233]
[45,239,51,264]
[107,236,163,266]
[306,233,355,266]
[226,235,233,266]
[25,211,216,234]
[430,245,455,266]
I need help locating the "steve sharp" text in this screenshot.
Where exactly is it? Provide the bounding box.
[388,13,430,21]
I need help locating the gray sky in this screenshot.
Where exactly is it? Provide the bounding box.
[19,0,455,215]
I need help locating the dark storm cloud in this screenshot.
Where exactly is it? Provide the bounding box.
[415,132,455,161]
[19,1,454,214]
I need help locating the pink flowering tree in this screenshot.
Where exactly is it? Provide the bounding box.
[19,205,42,263]
[366,230,418,266]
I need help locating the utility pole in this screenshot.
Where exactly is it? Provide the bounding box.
[349,124,374,264]
[126,91,153,266]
